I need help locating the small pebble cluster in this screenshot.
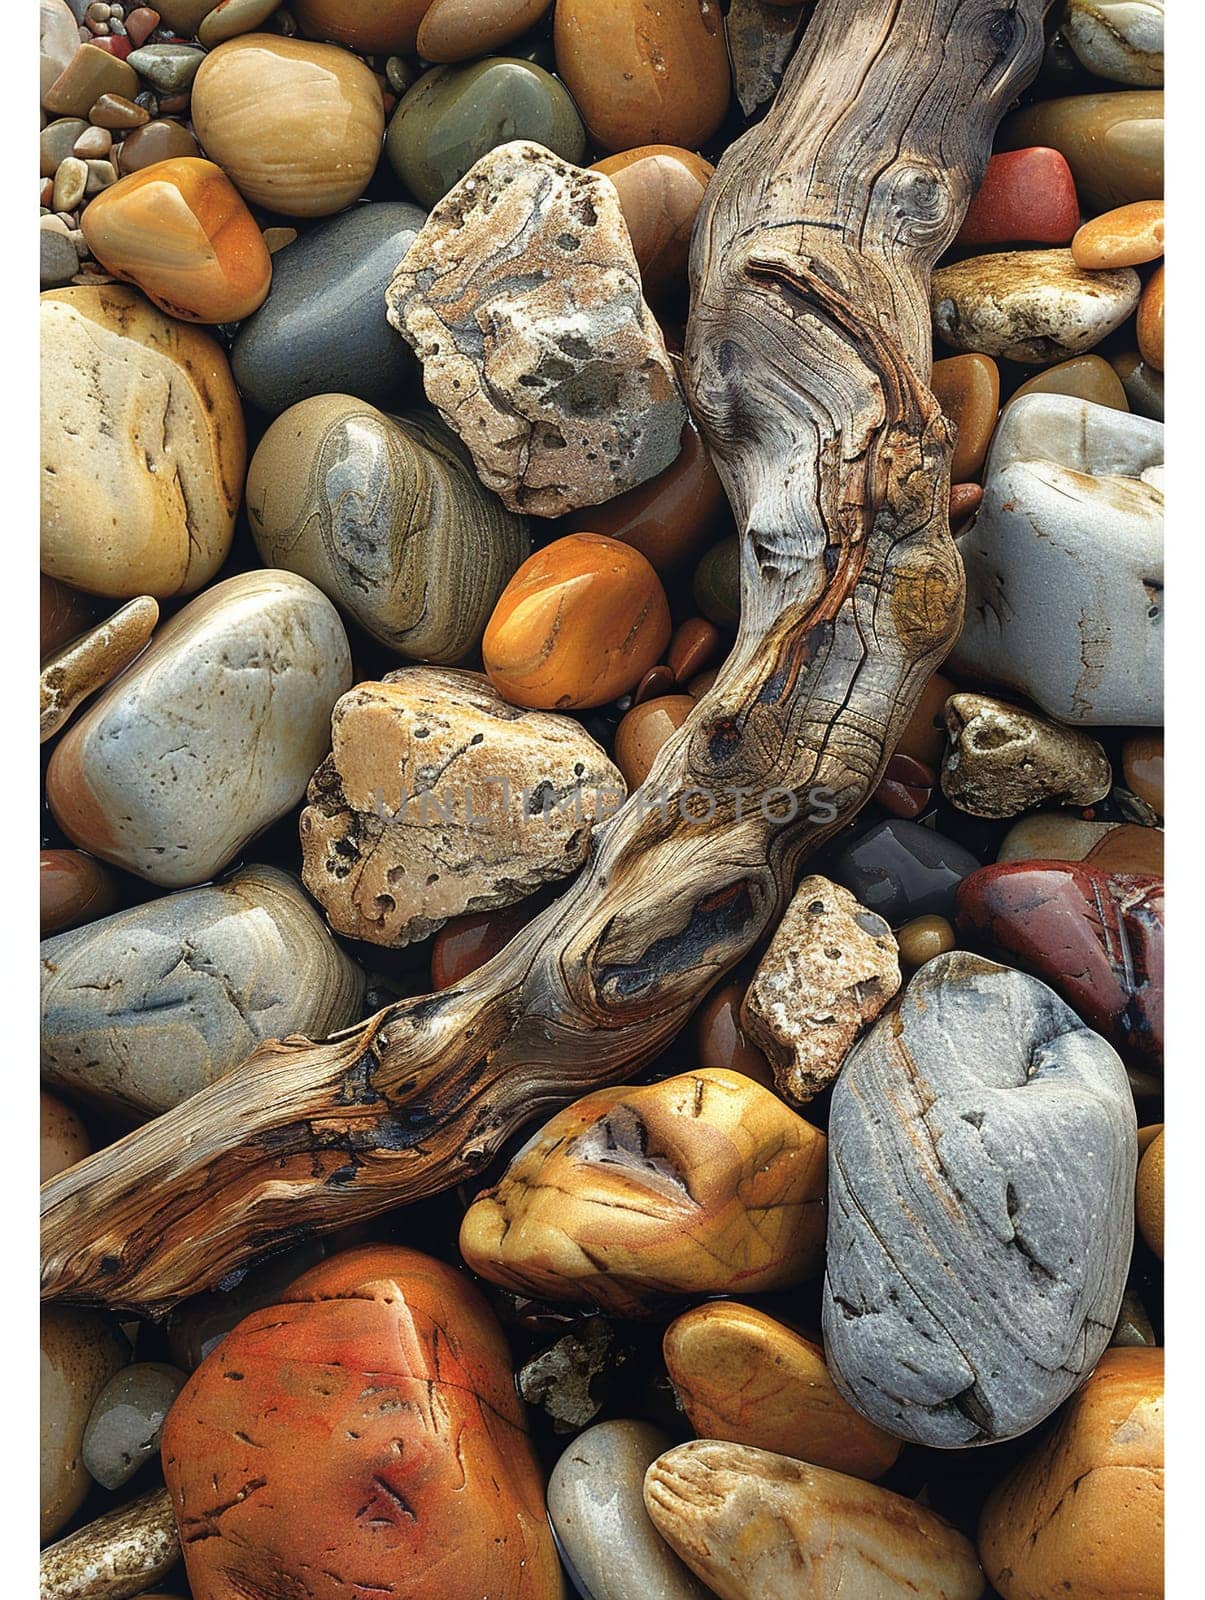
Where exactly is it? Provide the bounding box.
[39,2,1164,1599]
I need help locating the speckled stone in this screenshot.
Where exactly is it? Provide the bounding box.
[39,1487,181,1600]
[40,595,159,743]
[42,864,365,1118]
[82,1363,187,1490]
[952,394,1163,725]
[41,1308,129,1540]
[385,58,586,210]
[231,201,426,416]
[548,1421,712,1600]
[940,693,1112,818]
[725,0,809,118]
[387,140,684,518]
[126,43,206,93]
[824,951,1136,1447]
[46,571,352,887]
[828,819,982,926]
[247,399,529,662]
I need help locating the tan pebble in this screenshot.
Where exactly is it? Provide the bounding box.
[930,353,1000,480]
[40,1091,91,1183]
[42,117,89,177]
[292,0,430,53]
[613,694,695,787]
[40,213,73,237]
[262,225,297,253]
[742,874,900,1104]
[40,594,158,742]
[1011,352,1130,410]
[72,124,112,158]
[39,1486,180,1600]
[418,0,552,63]
[1137,1121,1162,1158]
[154,0,212,27]
[979,1348,1163,1600]
[1136,1128,1163,1257]
[52,155,88,211]
[44,42,139,117]
[197,0,281,46]
[896,914,956,967]
[40,284,245,599]
[88,91,149,128]
[941,692,1112,818]
[1073,199,1164,268]
[40,1307,128,1540]
[1137,264,1163,371]
[40,847,118,935]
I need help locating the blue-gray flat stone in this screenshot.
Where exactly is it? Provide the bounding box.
[231,201,426,416]
[822,950,1137,1447]
[827,819,982,926]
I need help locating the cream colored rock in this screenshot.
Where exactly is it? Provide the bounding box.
[998,814,1124,863]
[46,571,352,887]
[40,1091,91,1184]
[300,667,626,946]
[40,596,158,743]
[40,1486,180,1600]
[386,140,685,517]
[932,250,1140,366]
[644,1440,985,1600]
[740,875,900,1104]
[940,694,1112,819]
[41,865,365,1119]
[40,286,245,599]
[41,0,80,104]
[41,1308,128,1542]
[1065,0,1163,86]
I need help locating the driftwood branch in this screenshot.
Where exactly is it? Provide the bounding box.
[41,0,1048,1315]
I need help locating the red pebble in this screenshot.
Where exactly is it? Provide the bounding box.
[874,752,935,819]
[956,147,1080,247]
[124,7,160,47]
[88,33,132,58]
[949,481,983,532]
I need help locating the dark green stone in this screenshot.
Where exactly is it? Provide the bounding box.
[386,57,586,210]
[1111,351,1164,422]
[692,535,741,631]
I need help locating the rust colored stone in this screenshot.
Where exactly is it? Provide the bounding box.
[614,693,695,786]
[40,849,119,935]
[593,145,714,301]
[1123,733,1163,813]
[668,617,723,684]
[430,903,535,990]
[931,353,1000,480]
[948,481,983,531]
[955,146,1080,246]
[694,981,775,1089]
[872,751,935,818]
[1137,264,1163,371]
[1073,200,1164,269]
[894,670,954,767]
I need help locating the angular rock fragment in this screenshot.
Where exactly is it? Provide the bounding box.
[940,693,1112,819]
[740,874,900,1103]
[300,666,626,947]
[385,139,686,517]
[823,952,1136,1447]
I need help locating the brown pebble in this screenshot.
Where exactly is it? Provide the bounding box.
[1137,265,1163,372]
[592,145,714,302]
[613,693,695,787]
[948,481,983,532]
[40,595,159,742]
[896,914,956,968]
[1122,733,1163,813]
[873,752,935,819]
[41,1090,92,1183]
[668,617,722,684]
[116,115,198,172]
[1137,1122,1163,1159]
[40,848,120,935]
[931,353,1000,481]
[430,902,534,989]
[44,42,139,117]
[895,671,954,767]
[686,667,719,699]
[89,91,149,128]
[262,225,297,253]
[1011,353,1131,411]
[417,0,552,63]
[1136,1129,1163,1258]
[41,575,99,656]
[631,665,676,706]
[72,124,113,158]
[694,980,776,1090]
[1072,200,1164,270]
[124,6,160,46]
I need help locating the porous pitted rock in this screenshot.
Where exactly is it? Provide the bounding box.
[823,951,1136,1448]
[739,874,900,1104]
[644,1440,986,1600]
[458,1068,827,1316]
[300,667,626,947]
[979,1348,1163,1600]
[940,693,1113,819]
[162,1245,563,1600]
[385,138,686,517]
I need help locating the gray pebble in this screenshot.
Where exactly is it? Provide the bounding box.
[81,1363,187,1490]
[41,228,80,288]
[231,201,426,416]
[127,43,207,93]
[823,951,1137,1447]
[827,819,982,926]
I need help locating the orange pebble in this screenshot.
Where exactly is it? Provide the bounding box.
[613,693,695,787]
[1137,265,1164,372]
[1072,200,1164,270]
[80,156,271,323]
[931,354,1000,481]
[483,533,671,710]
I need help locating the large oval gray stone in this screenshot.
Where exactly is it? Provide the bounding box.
[231,201,427,417]
[822,950,1136,1447]
[41,864,365,1118]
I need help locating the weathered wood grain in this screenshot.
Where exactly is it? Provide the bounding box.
[41,0,1049,1314]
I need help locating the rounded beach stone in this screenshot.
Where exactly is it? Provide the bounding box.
[459,1068,827,1316]
[417,0,553,63]
[644,1440,985,1600]
[41,1307,128,1540]
[693,535,741,629]
[693,981,775,1089]
[40,285,245,600]
[40,594,160,743]
[740,874,900,1104]
[46,571,352,888]
[1064,0,1163,86]
[592,146,714,301]
[292,0,429,53]
[554,0,730,154]
[931,249,1140,365]
[999,90,1162,212]
[664,1302,901,1480]
[1073,199,1164,268]
[1010,353,1130,410]
[299,667,625,947]
[199,0,284,45]
[1112,349,1163,418]
[1137,264,1163,370]
[116,117,200,174]
[1136,1128,1163,1257]
[385,59,587,211]
[81,1362,187,1491]
[930,353,1000,481]
[828,818,982,926]
[44,43,139,118]
[940,693,1112,818]
[979,1348,1163,1600]
[896,913,956,968]
[823,951,1137,1448]
[1123,733,1163,812]
[231,201,426,416]
[484,533,671,710]
[162,1245,563,1600]
[41,0,80,103]
[41,864,365,1118]
[430,902,534,989]
[548,1420,712,1600]
[955,146,1080,247]
[191,35,385,218]
[955,863,1163,1068]
[996,815,1163,876]
[41,229,79,290]
[40,1090,91,1183]
[39,1488,181,1600]
[40,849,118,935]
[80,157,272,324]
[126,43,207,95]
[613,694,695,787]
[248,399,529,662]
